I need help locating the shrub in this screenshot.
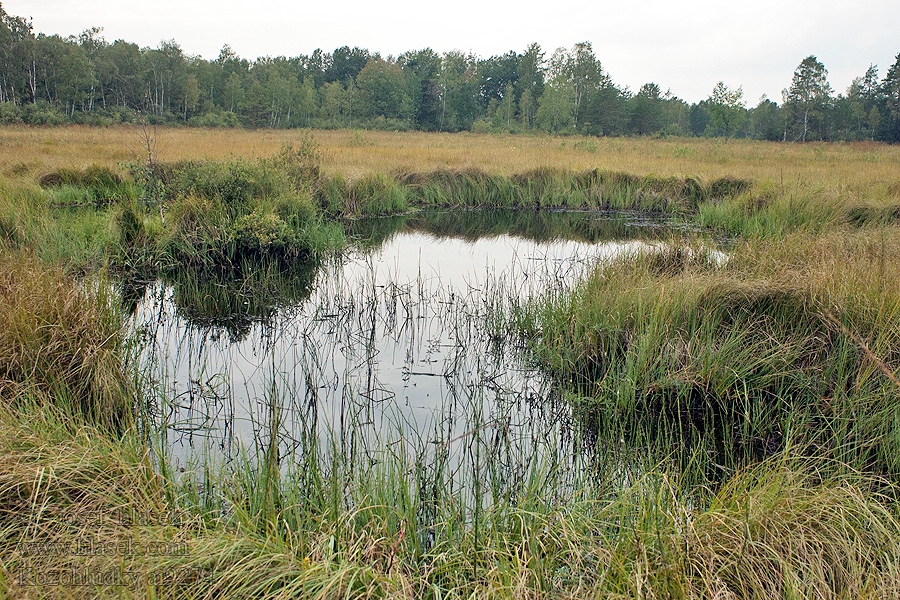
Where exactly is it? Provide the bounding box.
[0,101,23,124]
[228,210,301,258]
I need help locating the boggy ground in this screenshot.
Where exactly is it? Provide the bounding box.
[1,127,900,598]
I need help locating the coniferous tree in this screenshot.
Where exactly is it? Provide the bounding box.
[878,54,900,143]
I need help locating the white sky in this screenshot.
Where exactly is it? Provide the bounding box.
[5,0,899,104]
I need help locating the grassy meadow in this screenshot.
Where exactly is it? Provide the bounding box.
[3,124,900,184]
[2,125,900,598]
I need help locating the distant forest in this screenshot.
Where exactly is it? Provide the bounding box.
[2,5,899,142]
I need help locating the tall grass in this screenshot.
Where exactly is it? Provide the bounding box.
[317,168,750,216]
[1,230,899,598]
[507,229,900,477]
[0,252,132,429]
[4,127,900,187]
[5,128,896,276]
[5,126,900,239]
[3,398,899,599]
[0,179,118,269]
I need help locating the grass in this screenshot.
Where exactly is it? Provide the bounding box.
[3,126,896,255]
[3,126,900,186]
[1,127,896,273]
[2,125,900,597]
[503,229,900,479]
[2,400,899,598]
[0,252,132,429]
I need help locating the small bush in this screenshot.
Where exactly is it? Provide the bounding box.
[265,138,321,188]
[228,210,302,258]
[188,110,242,128]
[148,145,319,210]
[186,160,275,207]
[0,101,23,123]
[273,191,318,227]
[21,100,66,126]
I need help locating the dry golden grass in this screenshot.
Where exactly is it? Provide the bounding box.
[4,403,899,599]
[0,252,131,427]
[3,126,900,196]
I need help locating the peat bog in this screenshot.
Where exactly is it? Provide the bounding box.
[2,130,900,598]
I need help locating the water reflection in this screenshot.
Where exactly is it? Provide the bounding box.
[129,209,676,497]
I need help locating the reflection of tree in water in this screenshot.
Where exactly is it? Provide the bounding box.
[343,214,410,250]
[344,208,673,252]
[166,259,320,342]
[129,210,673,342]
[120,278,151,316]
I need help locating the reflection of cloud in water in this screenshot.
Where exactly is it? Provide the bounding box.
[342,232,651,299]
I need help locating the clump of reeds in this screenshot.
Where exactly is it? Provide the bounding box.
[39,165,122,190]
[386,168,751,214]
[0,252,132,428]
[0,404,188,599]
[4,397,899,599]
[847,203,900,226]
[682,458,900,598]
[39,164,139,207]
[516,229,900,476]
[396,167,517,207]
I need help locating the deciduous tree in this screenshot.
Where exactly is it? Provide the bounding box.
[707,81,745,140]
[784,55,832,142]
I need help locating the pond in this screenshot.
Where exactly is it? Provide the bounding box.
[128,209,683,501]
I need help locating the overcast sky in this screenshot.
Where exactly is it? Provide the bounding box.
[5,0,899,104]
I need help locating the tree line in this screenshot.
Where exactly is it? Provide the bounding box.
[2,5,899,142]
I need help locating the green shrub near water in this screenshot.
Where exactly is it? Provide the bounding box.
[152,190,342,270]
[228,210,304,258]
[13,141,334,274]
[148,159,280,208]
[130,142,340,270]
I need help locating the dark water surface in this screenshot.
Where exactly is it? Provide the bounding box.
[129,210,679,491]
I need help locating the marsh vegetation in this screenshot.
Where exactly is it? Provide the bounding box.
[2,129,900,598]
